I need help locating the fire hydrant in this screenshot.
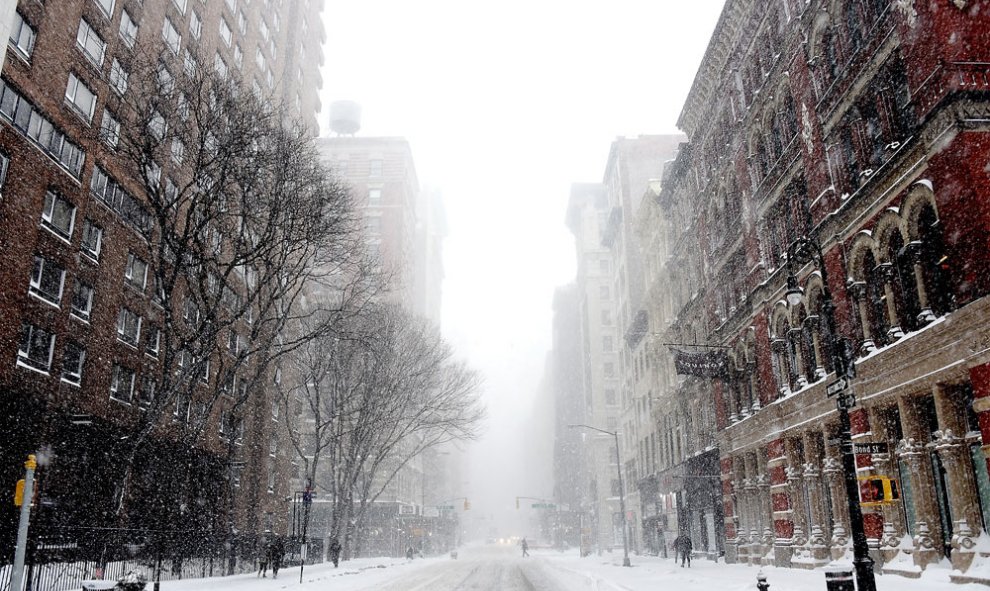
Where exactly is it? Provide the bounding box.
[757,570,770,591]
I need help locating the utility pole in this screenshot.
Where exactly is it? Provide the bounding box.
[9,454,37,591]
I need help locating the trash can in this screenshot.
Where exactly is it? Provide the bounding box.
[824,567,855,591]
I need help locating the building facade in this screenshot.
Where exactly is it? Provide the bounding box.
[658,0,990,581]
[0,0,324,571]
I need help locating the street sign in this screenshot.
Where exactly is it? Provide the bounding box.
[423,507,440,518]
[826,378,848,397]
[836,393,857,410]
[531,503,556,510]
[826,437,842,447]
[852,442,888,455]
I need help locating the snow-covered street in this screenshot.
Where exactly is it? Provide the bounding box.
[152,544,989,591]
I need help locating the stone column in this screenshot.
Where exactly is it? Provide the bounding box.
[805,315,827,379]
[802,432,829,565]
[933,428,980,571]
[876,262,905,340]
[896,438,941,568]
[789,327,808,388]
[822,453,850,561]
[846,281,877,354]
[902,241,936,324]
[771,338,792,397]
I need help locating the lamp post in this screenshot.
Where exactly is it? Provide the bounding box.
[568,424,630,567]
[785,236,876,591]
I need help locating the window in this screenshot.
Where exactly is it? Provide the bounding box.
[228,331,240,355]
[0,152,8,190]
[99,110,120,148]
[233,45,243,68]
[116,307,142,346]
[255,47,265,70]
[148,110,166,140]
[119,10,138,47]
[604,362,615,378]
[183,49,197,76]
[183,299,199,324]
[145,326,160,356]
[110,59,128,95]
[138,375,156,407]
[65,73,97,123]
[369,159,383,177]
[601,309,612,325]
[226,0,237,11]
[259,19,269,41]
[18,323,55,372]
[214,54,228,79]
[174,392,190,422]
[190,11,202,39]
[61,341,85,385]
[10,12,37,59]
[170,139,184,164]
[110,364,135,402]
[42,191,76,239]
[172,0,187,14]
[29,255,65,305]
[124,253,147,290]
[605,388,617,405]
[162,18,181,54]
[76,19,106,67]
[600,285,610,299]
[602,336,614,352]
[238,10,247,34]
[219,19,232,46]
[93,0,115,17]
[70,281,94,321]
[272,399,279,420]
[368,188,382,204]
[269,433,277,456]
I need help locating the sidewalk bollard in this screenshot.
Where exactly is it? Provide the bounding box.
[757,570,770,591]
[824,566,855,591]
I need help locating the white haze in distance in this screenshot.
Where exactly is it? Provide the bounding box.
[320,1,726,537]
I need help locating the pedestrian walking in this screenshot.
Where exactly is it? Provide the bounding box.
[329,538,342,568]
[673,532,692,567]
[257,537,269,578]
[521,537,529,557]
[268,535,285,579]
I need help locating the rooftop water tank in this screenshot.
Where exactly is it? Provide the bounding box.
[329,101,361,135]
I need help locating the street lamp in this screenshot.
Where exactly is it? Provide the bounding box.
[785,236,876,591]
[568,424,631,567]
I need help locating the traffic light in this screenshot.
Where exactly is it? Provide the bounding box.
[463,499,471,510]
[858,476,899,507]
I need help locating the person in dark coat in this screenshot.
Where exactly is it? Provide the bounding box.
[521,538,529,557]
[329,538,342,568]
[268,535,285,578]
[257,536,270,578]
[673,533,693,567]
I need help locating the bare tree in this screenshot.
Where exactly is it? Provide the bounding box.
[283,303,484,560]
[96,45,379,531]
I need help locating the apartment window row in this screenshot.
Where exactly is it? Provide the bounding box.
[76,19,106,68]
[0,80,86,178]
[41,190,76,241]
[65,73,98,124]
[110,363,156,408]
[90,166,151,233]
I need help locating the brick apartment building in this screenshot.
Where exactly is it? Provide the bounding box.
[0,0,324,571]
[652,0,990,581]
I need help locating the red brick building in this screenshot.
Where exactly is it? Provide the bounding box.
[0,0,324,573]
[656,0,990,580]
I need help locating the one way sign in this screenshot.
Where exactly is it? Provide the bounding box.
[826,378,849,397]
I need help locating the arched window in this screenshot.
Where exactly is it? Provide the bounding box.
[771,310,794,396]
[918,204,953,317]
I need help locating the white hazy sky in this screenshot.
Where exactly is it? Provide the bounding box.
[320,0,725,534]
